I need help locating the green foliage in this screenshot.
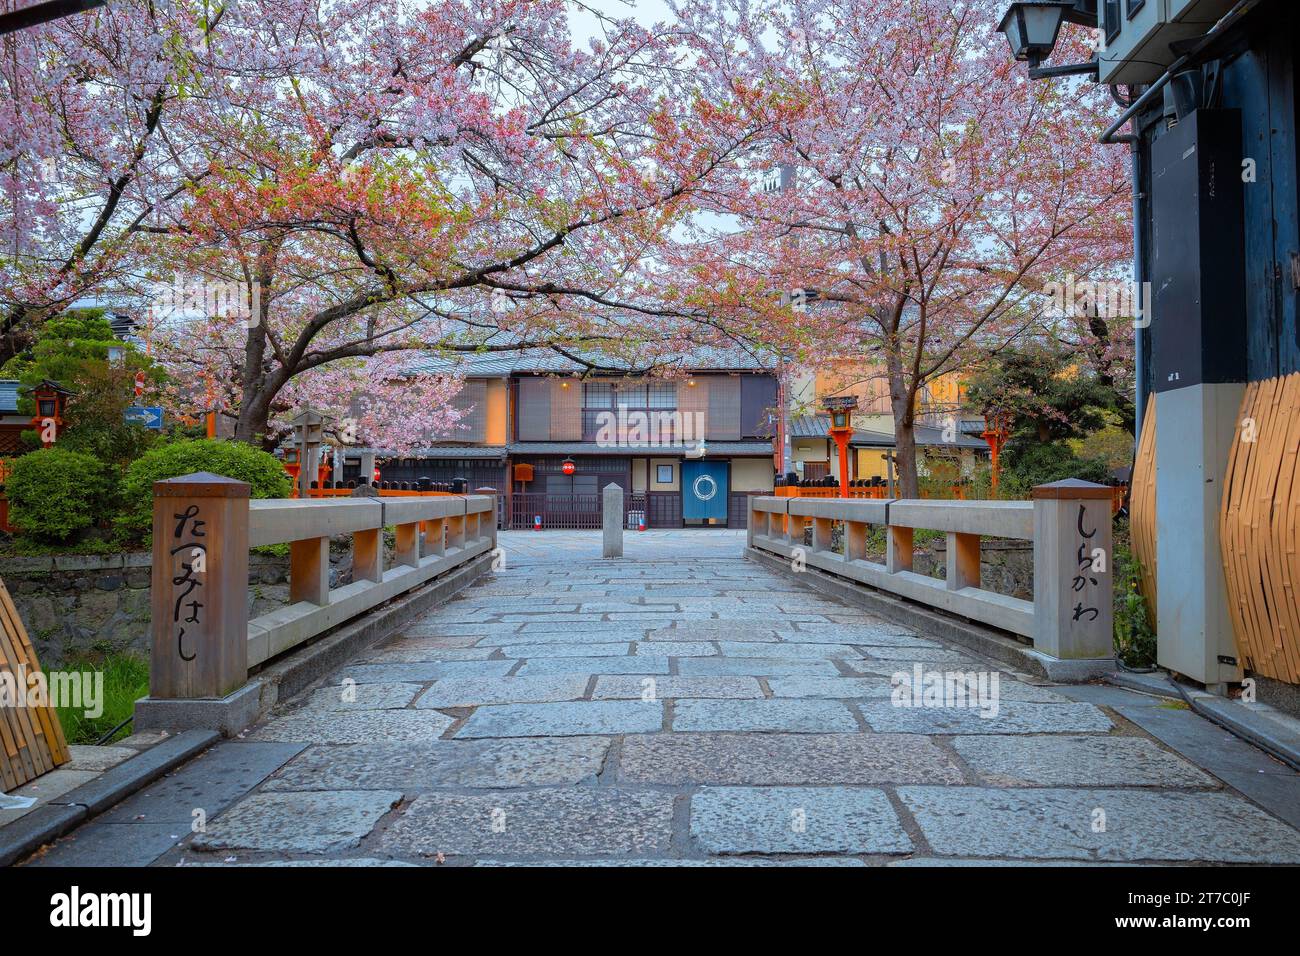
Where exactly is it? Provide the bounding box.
[4,448,120,543]
[1113,528,1157,669]
[999,440,1111,498]
[0,308,165,467]
[117,439,291,540]
[54,653,150,745]
[966,343,1117,446]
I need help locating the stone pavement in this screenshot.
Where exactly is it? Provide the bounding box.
[21,530,1300,866]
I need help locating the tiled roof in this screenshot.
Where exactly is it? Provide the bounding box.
[507,440,775,457]
[406,344,773,378]
[790,414,988,450]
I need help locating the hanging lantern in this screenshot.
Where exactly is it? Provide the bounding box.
[561,458,576,476]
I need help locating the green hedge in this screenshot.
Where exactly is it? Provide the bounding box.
[4,448,120,543]
[117,439,291,540]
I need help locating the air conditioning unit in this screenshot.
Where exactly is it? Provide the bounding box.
[1098,0,1236,85]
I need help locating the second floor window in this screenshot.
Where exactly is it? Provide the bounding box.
[581,380,678,442]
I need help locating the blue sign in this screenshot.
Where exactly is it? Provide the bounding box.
[125,405,164,430]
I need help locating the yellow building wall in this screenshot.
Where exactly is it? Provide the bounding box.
[731,458,775,492]
[484,378,509,445]
[812,360,967,419]
[650,458,679,491]
[856,448,890,480]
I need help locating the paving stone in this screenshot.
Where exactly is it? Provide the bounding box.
[477,628,648,645]
[455,700,664,738]
[381,788,674,857]
[854,647,984,664]
[401,623,522,637]
[476,857,867,866]
[250,709,456,744]
[297,681,423,712]
[339,661,515,683]
[619,733,964,785]
[7,768,100,804]
[677,658,841,677]
[673,699,858,733]
[354,646,499,662]
[262,738,610,790]
[773,673,1069,703]
[785,622,924,643]
[186,858,417,867]
[500,642,632,658]
[100,741,306,824]
[776,628,933,647]
[516,657,670,676]
[384,632,490,648]
[856,700,1112,734]
[64,745,138,773]
[716,641,859,659]
[649,621,782,638]
[897,787,1300,863]
[592,676,763,700]
[953,735,1218,788]
[690,786,913,855]
[414,675,590,709]
[766,677,896,699]
[25,823,187,867]
[632,641,718,657]
[646,629,780,642]
[192,791,401,853]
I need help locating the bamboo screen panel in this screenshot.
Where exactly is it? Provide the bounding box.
[0,579,70,792]
[1129,396,1157,632]
[550,379,582,441]
[1219,373,1300,684]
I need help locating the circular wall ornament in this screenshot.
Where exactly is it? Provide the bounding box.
[692,474,718,501]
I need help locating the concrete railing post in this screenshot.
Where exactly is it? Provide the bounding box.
[1032,478,1115,659]
[603,483,623,558]
[149,472,250,699]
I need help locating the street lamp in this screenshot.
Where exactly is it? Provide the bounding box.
[997,1,1099,80]
[821,396,858,499]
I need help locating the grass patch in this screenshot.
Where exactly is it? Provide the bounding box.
[54,652,149,745]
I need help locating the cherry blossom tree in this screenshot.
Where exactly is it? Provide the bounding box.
[667,0,1132,496]
[8,0,758,446]
[1,0,205,359]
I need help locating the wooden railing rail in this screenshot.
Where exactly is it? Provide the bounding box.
[149,472,496,699]
[748,478,1113,661]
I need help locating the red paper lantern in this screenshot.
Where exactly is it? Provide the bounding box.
[561,458,575,476]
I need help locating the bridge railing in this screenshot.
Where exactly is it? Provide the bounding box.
[747,479,1114,661]
[148,472,496,701]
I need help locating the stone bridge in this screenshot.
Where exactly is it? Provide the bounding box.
[17,529,1300,867]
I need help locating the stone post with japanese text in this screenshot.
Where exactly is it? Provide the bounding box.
[149,473,250,698]
[1032,478,1114,660]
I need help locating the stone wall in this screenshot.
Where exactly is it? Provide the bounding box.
[2,535,392,668]
[2,552,290,668]
[916,538,1034,601]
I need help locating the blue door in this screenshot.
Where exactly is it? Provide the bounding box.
[681,460,729,522]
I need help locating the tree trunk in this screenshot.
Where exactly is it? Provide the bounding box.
[234,393,274,448]
[886,355,920,498]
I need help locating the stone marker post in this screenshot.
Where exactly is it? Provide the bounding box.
[150,472,250,699]
[1032,478,1114,660]
[603,483,623,558]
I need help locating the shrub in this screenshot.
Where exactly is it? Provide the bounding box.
[117,439,291,540]
[4,448,119,543]
[1000,440,1111,498]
